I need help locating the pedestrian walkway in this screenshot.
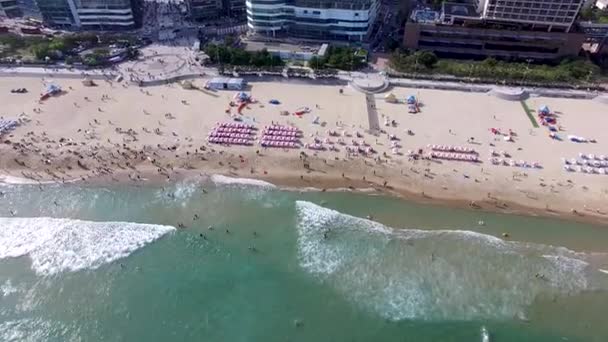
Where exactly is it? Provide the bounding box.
[366,94,380,133]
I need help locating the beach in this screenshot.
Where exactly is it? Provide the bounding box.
[1,75,608,224]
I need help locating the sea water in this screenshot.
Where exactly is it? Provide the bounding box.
[1,176,608,341]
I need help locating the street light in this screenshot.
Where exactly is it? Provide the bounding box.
[522,58,533,83]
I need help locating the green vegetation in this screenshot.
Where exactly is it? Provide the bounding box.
[389,50,600,84]
[0,34,46,59]
[520,100,539,128]
[203,44,284,68]
[308,46,367,71]
[579,7,608,23]
[0,33,139,65]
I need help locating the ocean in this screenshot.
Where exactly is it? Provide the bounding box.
[1,175,608,342]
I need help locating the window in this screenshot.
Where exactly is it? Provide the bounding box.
[355,13,359,16]
[312,10,320,14]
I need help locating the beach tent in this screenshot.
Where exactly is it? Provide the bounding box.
[46,84,61,95]
[181,80,195,89]
[407,95,416,104]
[269,99,280,105]
[384,93,397,103]
[539,105,550,114]
[234,92,251,102]
[208,77,246,90]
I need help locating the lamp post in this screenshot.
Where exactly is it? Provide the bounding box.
[522,58,533,83]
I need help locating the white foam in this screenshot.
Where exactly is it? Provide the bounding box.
[211,174,276,188]
[0,175,79,185]
[0,175,54,185]
[295,201,594,321]
[1,280,19,297]
[0,217,175,276]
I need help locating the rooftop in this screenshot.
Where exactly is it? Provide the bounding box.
[442,2,479,19]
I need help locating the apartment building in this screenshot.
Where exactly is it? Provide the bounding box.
[246,0,380,41]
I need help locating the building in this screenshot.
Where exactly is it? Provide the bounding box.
[246,0,380,41]
[74,0,135,29]
[187,0,222,20]
[243,40,328,60]
[36,0,76,27]
[580,21,608,54]
[187,0,245,21]
[18,0,43,19]
[1,0,22,18]
[35,0,136,29]
[477,0,583,32]
[404,2,586,61]
[225,0,245,17]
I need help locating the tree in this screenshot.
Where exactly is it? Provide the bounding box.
[309,56,322,69]
[48,39,67,52]
[31,43,50,60]
[483,57,498,68]
[579,6,595,21]
[416,51,438,68]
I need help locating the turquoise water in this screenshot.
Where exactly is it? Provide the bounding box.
[1,177,608,341]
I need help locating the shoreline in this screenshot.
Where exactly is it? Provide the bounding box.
[3,160,607,227]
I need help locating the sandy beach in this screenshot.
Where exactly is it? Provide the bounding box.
[1,74,608,224]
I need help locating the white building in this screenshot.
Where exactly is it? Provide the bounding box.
[74,0,135,28]
[246,0,379,41]
[36,0,135,29]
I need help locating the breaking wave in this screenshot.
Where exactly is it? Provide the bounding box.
[295,201,595,321]
[210,175,276,188]
[0,217,175,276]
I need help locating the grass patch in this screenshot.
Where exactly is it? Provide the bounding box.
[520,100,539,128]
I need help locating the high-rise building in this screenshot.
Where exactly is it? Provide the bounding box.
[477,0,583,32]
[18,0,43,19]
[1,0,23,17]
[246,0,380,41]
[187,0,245,21]
[187,0,222,20]
[35,0,136,29]
[73,0,135,29]
[36,0,76,27]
